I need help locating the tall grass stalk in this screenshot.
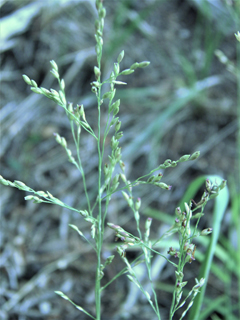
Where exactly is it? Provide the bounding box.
[0,1,231,319]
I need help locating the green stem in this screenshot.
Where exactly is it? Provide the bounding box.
[71,122,91,214]
[96,74,103,319]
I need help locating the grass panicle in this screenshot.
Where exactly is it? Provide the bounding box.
[0,1,233,319]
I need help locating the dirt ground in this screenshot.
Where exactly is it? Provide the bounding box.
[0,0,239,319]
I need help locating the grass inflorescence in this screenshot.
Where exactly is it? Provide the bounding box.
[1,1,235,319]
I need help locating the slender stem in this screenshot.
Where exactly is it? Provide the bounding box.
[95,25,104,314]
[71,123,91,214]
[145,254,161,319]
[95,84,102,320]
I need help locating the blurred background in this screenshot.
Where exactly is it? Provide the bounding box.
[0,0,239,319]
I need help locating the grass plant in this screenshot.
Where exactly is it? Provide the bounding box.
[1,1,236,319]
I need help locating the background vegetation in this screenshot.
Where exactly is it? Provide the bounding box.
[0,0,239,319]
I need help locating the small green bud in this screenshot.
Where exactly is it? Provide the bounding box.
[50,88,59,96]
[77,104,85,119]
[14,180,26,187]
[36,191,48,197]
[147,176,155,183]
[50,69,59,79]
[178,154,191,162]
[111,181,119,193]
[170,161,177,167]
[175,207,181,216]
[114,147,121,159]
[30,196,43,203]
[29,81,37,89]
[157,182,172,190]
[50,60,58,71]
[31,87,42,94]
[107,222,119,230]
[127,275,135,283]
[46,191,54,199]
[119,173,127,183]
[108,155,115,166]
[102,91,112,99]
[120,69,135,75]
[117,50,124,63]
[61,137,67,148]
[85,216,97,224]
[95,34,103,46]
[40,87,51,95]
[95,44,101,56]
[66,149,72,157]
[95,19,100,31]
[122,191,133,207]
[112,174,119,185]
[105,255,115,266]
[168,246,179,257]
[122,191,129,202]
[110,88,116,100]
[127,179,132,192]
[175,271,184,281]
[119,160,125,172]
[177,281,188,289]
[114,63,119,76]
[219,179,227,190]
[145,217,152,231]
[0,176,9,186]
[94,66,101,79]
[95,0,102,10]
[112,80,127,85]
[68,155,76,164]
[138,61,150,68]
[200,228,213,236]
[154,173,163,182]
[99,7,106,19]
[193,278,205,290]
[164,159,172,166]
[100,17,104,30]
[67,102,75,121]
[111,136,119,150]
[205,179,212,192]
[22,75,31,85]
[60,79,65,91]
[113,106,119,116]
[190,151,200,160]
[91,81,101,87]
[135,198,141,211]
[130,62,139,70]
[79,210,88,217]
[34,198,44,203]
[115,120,121,132]
[91,224,96,239]
[109,99,120,113]
[59,91,66,105]
[91,86,98,93]
[104,164,109,177]
[110,71,115,80]
[24,195,35,201]
[54,133,61,144]
[69,224,83,237]
[115,131,123,140]
[96,29,102,37]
